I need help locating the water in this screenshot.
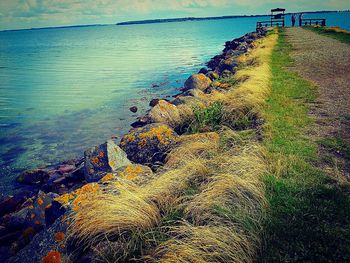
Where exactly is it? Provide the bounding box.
[1,12,350,194]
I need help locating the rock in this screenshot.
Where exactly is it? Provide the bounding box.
[149,98,160,107]
[206,71,219,80]
[0,246,10,262]
[5,191,58,232]
[120,123,178,167]
[0,191,35,217]
[148,100,181,128]
[183,74,212,92]
[221,70,232,78]
[0,231,21,246]
[217,58,238,73]
[130,116,151,128]
[100,164,154,186]
[207,54,223,70]
[45,201,65,226]
[182,88,206,97]
[129,106,138,113]
[5,214,69,263]
[84,140,131,182]
[58,164,75,174]
[198,67,208,74]
[16,169,49,185]
[68,163,85,181]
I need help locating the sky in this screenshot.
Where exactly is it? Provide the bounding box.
[0,0,349,30]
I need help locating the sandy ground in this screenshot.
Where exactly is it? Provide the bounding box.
[286,27,350,179]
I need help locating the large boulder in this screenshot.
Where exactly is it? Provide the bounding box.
[183,73,212,92]
[84,140,131,182]
[120,124,178,167]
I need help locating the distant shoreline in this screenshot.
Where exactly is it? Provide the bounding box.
[0,10,348,32]
[116,10,344,26]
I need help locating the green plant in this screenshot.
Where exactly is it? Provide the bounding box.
[188,101,223,133]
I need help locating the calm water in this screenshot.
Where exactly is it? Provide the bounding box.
[1,12,350,194]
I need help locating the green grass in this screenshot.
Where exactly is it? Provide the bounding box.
[188,101,223,133]
[260,29,350,262]
[306,26,350,44]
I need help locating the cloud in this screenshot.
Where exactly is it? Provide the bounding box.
[0,0,349,30]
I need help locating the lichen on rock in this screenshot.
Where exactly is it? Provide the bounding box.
[84,139,131,182]
[183,73,212,92]
[120,123,178,168]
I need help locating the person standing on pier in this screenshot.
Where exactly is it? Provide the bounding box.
[299,13,304,26]
[291,14,296,27]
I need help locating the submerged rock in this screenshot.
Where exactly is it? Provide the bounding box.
[120,123,178,167]
[16,169,50,186]
[131,116,151,128]
[84,140,131,182]
[129,106,138,113]
[183,73,212,92]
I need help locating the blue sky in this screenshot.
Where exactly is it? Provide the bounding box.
[0,0,349,30]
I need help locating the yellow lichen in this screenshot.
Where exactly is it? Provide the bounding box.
[90,156,100,165]
[54,193,75,205]
[138,125,174,147]
[121,133,136,146]
[119,165,145,181]
[37,197,44,205]
[72,183,100,212]
[101,173,114,182]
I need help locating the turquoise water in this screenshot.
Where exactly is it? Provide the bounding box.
[1,12,350,194]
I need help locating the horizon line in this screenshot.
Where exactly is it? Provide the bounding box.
[0,9,348,33]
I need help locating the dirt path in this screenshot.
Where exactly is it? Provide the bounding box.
[286,27,350,180]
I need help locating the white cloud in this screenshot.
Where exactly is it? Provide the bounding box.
[0,0,349,30]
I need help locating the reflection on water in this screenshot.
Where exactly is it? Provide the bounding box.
[1,12,350,194]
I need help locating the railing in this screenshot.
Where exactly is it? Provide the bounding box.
[256,19,285,30]
[301,18,326,26]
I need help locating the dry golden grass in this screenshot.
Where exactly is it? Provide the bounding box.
[68,31,278,262]
[153,224,253,263]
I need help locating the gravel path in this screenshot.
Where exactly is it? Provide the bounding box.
[286,27,350,178]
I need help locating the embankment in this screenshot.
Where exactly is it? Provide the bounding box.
[2,28,276,262]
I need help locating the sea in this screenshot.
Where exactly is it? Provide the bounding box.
[1,11,350,194]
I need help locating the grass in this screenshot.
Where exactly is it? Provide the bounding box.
[260,28,350,262]
[306,26,350,44]
[188,101,223,133]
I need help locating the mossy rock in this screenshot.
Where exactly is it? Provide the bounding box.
[120,124,178,168]
[183,73,212,92]
[84,139,131,182]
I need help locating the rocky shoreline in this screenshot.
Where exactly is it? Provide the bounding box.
[0,29,267,262]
